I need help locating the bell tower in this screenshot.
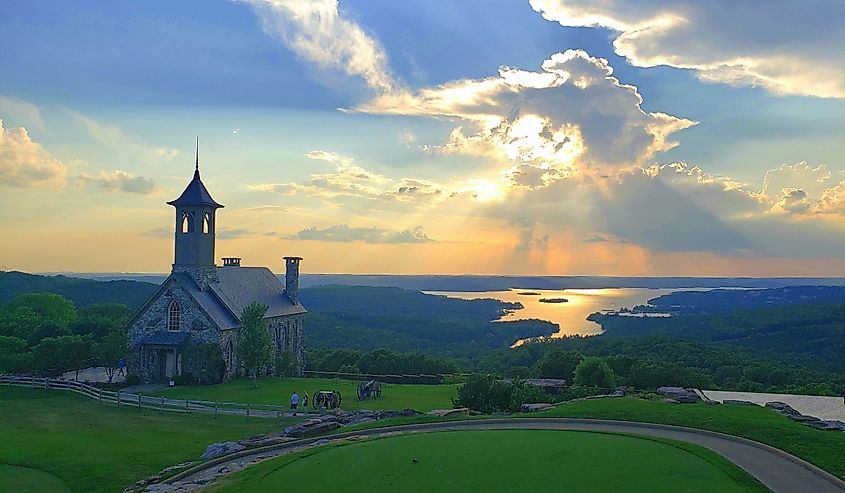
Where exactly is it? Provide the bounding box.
[167,140,224,288]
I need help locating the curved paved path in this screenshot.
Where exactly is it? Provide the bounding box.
[158,418,845,493]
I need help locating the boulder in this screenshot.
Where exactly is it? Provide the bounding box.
[283,420,341,438]
[519,403,553,413]
[805,420,845,431]
[200,441,245,460]
[609,387,627,397]
[723,400,756,406]
[427,408,470,417]
[765,401,800,415]
[656,387,700,403]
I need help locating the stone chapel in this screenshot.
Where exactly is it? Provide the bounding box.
[126,153,306,383]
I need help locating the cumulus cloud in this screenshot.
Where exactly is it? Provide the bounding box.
[769,188,811,215]
[78,170,158,194]
[815,181,845,215]
[0,119,67,188]
[284,224,433,243]
[358,50,694,174]
[239,0,398,93]
[530,0,845,98]
[250,150,442,209]
[761,162,832,202]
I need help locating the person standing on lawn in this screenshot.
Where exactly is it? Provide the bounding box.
[290,391,299,416]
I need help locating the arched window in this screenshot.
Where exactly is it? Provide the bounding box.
[168,301,181,331]
[181,212,195,234]
[202,212,212,234]
[225,339,234,369]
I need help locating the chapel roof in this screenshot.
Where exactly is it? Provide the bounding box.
[166,166,224,208]
[173,266,307,330]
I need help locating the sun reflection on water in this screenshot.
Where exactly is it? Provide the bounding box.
[426,287,682,344]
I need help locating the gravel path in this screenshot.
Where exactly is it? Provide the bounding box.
[703,390,845,421]
[152,418,845,493]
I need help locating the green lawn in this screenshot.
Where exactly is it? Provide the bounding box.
[0,464,72,493]
[540,397,845,479]
[0,387,292,493]
[206,430,768,493]
[149,377,459,412]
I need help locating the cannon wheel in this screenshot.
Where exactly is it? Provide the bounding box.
[357,382,366,401]
[373,383,382,399]
[312,392,319,409]
[334,390,342,409]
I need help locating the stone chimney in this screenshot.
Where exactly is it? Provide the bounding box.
[284,256,302,303]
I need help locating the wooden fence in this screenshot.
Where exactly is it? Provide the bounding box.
[0,375,289,418]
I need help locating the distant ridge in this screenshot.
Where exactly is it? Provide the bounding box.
[34,272,845,292]
[0,271,158,308]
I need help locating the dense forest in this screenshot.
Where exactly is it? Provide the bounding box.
[300,285,558,354]
[0,271,156,309]
[591,303,845,372]
[1,271,844,395]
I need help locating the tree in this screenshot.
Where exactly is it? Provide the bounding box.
[573,357,617,389]
[72,304,132,340]
[536,348,583,382]
[0,335,28,373]
[96,330,129,383]
[237,303,271,388]
[31,335,92,378]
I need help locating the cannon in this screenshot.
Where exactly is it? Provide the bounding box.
[357,380,382,401]
[312,390,342,410]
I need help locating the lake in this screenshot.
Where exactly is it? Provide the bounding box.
[426,288,685,341]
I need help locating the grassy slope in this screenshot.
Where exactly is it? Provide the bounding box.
[149,377,459,412]
[541,397,845,479]
[0,464,72,493]
[0,388,289,493]
[207,430,767,493]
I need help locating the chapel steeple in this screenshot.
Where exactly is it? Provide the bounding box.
[167,139,224,286]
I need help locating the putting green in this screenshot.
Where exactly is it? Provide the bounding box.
[206,430,768,493]
[0,464,72,493]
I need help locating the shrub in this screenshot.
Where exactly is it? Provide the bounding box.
[274,349,300,377]
[454,374,553,413]
[573,357,617,389]
[337,364,361,376]
[536,348,582,381]
[125,374,141,386]
[181,343,225,385]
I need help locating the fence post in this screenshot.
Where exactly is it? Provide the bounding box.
[45,378,50,390]
[214,401,218,419]
[98,388,102,404]
[246,403,250,417]
[117,391,121,407]
[137,393,141,411]
[31,376,35,389]
[160,397,165,414]
[185,399,189,415]
[276,407,280,419]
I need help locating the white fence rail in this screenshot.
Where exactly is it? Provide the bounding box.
[0,375,289,418]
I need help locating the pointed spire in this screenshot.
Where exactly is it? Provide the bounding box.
[193,137,200,179]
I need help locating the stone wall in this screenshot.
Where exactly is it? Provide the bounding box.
[127,276,219,383]
[128,275,307,382]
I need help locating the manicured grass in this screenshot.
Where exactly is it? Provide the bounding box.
[0,464,71,493]
[540,397,845,479]
[0,387,293,493]
[149,377,459,412]
[206,430,768,493]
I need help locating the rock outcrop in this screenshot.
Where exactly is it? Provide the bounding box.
[656,387,700,404]
[201,442,245,460]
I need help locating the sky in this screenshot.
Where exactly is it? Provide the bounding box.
[1,0,844,276]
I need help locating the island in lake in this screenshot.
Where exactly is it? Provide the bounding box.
[518,291,541,296]
[539,298,569,303]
